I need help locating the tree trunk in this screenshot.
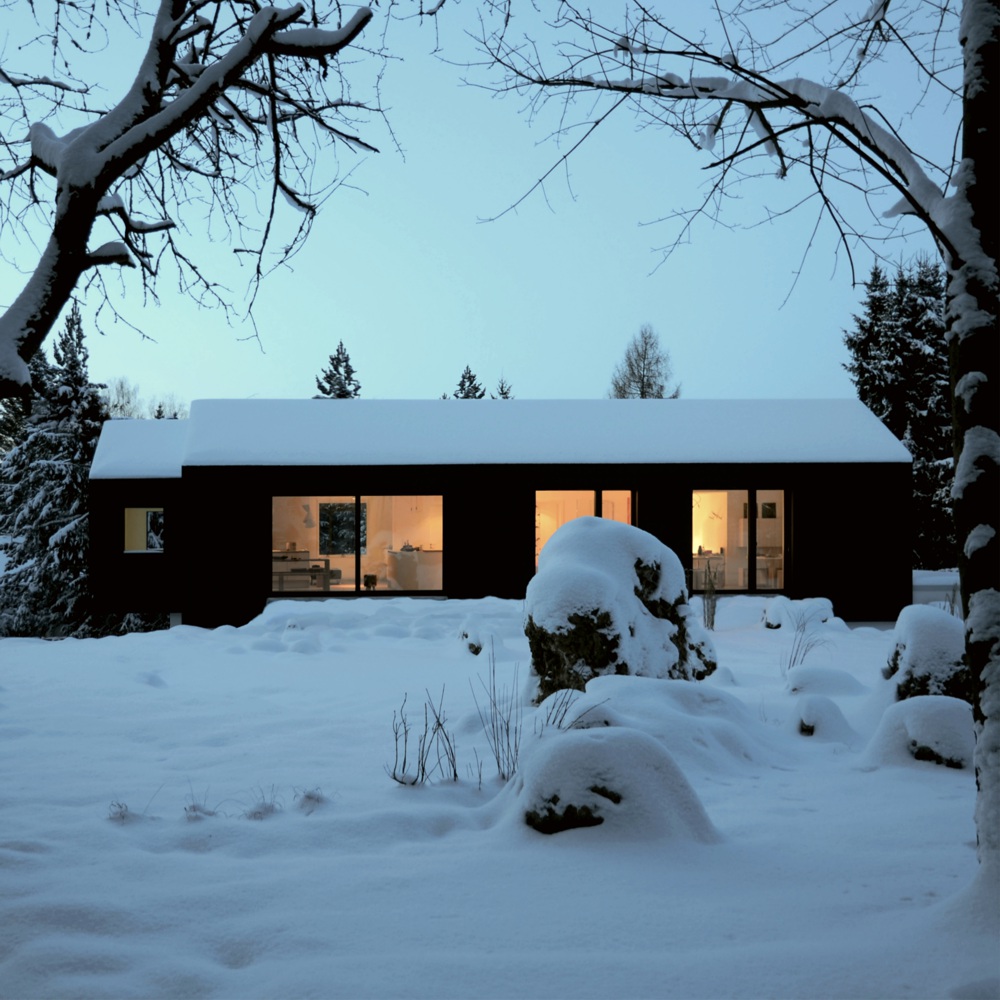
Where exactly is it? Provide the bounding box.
[954,0,1000,875]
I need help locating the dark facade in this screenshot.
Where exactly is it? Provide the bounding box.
[90,454,911,628]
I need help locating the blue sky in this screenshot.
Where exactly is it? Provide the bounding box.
[1,4,947,405]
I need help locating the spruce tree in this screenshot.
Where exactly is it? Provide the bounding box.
[0,303,108,636]
[315,341,361,398]
[453,366,486,399]
[0,353,53,456]
[492,376,514,399]
[844,260,954,569]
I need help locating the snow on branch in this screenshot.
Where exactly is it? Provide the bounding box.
[96,195,174,235]
[0,68,87,94]
[86,242,136,268]
[266,9,375,56]
[0,0,383,394]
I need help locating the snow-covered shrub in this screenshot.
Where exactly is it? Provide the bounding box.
[524,518,716,701]
[786,665,868,696]
[790,695,860,746]
[882,604,971,702]
[763,596,833,629]
[861,696,974,770]
[515,727,718,840]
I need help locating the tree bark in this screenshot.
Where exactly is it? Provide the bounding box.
[954,0,1000,874]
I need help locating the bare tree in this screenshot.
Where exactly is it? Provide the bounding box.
[103,377,144,420]
[0,1,380,397]
[480,1,999,877]
[610,325,680,398]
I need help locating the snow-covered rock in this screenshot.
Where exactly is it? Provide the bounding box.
[790,694,861,746]
[861,696,975,770]
[513,726,718,840]
[883,604,970,702]
[524,518,715,700]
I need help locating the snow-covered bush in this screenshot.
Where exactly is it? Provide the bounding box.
[861,696,974,770]
[882,604,971,703]
[790,695,860,746]
[524,518,715,701]
[763,596,833,629]
[514,727,718,840]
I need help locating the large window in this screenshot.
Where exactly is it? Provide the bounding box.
[691,489,784,591]
[272,495,443,593]
[535,490,634,564]
[124,507,164,552]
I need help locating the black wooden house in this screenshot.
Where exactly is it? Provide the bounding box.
[89,398,912,627]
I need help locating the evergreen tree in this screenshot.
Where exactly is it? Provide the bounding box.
[315,341,361,398]
[492,376,514,399]
[610,326,680,399]
[844,260,954,569]
[0,303,109,636]
[453,366,485,399]
[0,353,53,455]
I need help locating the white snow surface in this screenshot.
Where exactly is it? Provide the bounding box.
[0,595,996,999]
[90,398,912,477]
[90,418,190,479]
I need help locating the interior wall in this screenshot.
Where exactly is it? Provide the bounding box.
[389,496,443,551]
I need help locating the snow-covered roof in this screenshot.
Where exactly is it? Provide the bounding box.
[90,418,190,479]
[89,398,911,479]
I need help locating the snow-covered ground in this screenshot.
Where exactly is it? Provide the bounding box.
[0,595,996,999]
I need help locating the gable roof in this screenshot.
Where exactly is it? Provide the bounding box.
[90,418,190,480]
[90,399,911,479]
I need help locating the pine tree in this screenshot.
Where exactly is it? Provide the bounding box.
[492,376,514,400]
[315,341,361,398]
[0,353,53,456]
[453,366,486,399]
[610,326,680,399]
[844,260,954,569]
[0,303,109,636]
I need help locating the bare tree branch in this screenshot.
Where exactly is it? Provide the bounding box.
[0,1,384,395]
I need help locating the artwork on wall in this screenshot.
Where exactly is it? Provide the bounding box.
[319,502,367,555]
[146,510,165,550]
[761,502,778,519]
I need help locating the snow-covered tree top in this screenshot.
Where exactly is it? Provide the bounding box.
[90,398,911,479]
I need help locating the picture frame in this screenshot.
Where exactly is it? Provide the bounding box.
[146,509,165,550]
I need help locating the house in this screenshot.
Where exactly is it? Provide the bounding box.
[88,398,912,627]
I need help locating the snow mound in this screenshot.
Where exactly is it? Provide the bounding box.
[861,696,974,770]
[789,694,861,746]
[764,595,834,629]
[525,518,715,699]
[786,665,869,696]
[883,604,970,701]
[511,726,719,841]
[560,674,783,774]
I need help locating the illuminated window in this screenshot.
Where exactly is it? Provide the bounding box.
[534,490,634,564]
[691,490,784,591]
[271,495,443,593]
[755,489,785,590]
[124,508,164,552]
[601,490,632,525]
[535,490,595,564]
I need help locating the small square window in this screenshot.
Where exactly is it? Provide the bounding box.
[124,508,164,552]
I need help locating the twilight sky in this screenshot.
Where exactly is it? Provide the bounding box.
[1,4,948,406]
